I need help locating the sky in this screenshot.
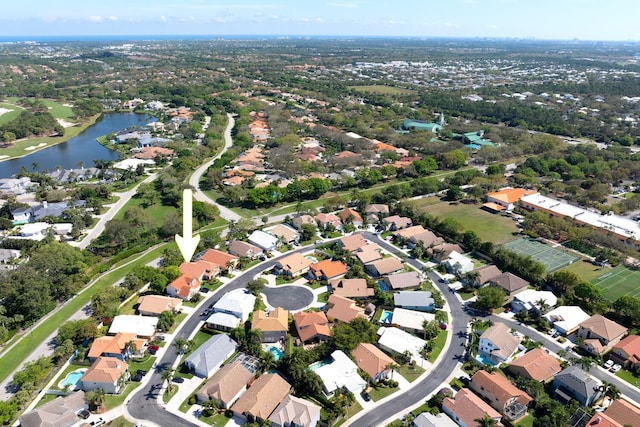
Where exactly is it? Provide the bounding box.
[1,0,639,41]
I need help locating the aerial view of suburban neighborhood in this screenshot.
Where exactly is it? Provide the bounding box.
[2,3,640,427]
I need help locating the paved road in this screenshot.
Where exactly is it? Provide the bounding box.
[347,232,470,427]
[189,113,242,222]
[263,285,314,310]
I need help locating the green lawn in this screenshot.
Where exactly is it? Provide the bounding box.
[106,416,136,427]
[560,259,606,282]
[0,102,24,125]
[368,384,398,401]
[104,382,142,410]
[514,413,535,427]
[592,265,640,300]
[615,368,640,388]
[428,330,448,363]
[198,412,230,426]
[415,199,520,245]
[332,401,363,427]
[114,198,177,227]
[397,364,425,383]
[127,354,156,375]
[42,99,75,119]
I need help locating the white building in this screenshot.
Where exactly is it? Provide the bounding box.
[377,326,427,361]
[511,290,558,314]
[206,289,256,331]
[444,251,474,274]
[108,315,158,338]
[390,308,435,334]
[248,230,280,251]
[313,350,366,396]
[544,306,591,335]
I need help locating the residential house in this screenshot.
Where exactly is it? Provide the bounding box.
[510,290,557,314]
[275,252,314,277]
[329,278,374,299]
[11,207,32,224]
[478,323,522,365]
[339,234,369,252]
[352,343,395,382]
[293,311,331,344]
[383,271,422,291]
[485,188,538,211]
[365,204,389,223]
[377,326,427,361]
[390,308,435,334]
[313,350,367,395]
[584,413,624,427]
[472,265,502,287]
[489,272,530,299]
[544,306,591,335]
[179,260,219,281]
[80,357,129,394]
[469,370,532,421]
[228,240,263,259]
[393,291,435,312]
[412,412,457,427]
[0,177,34,197]
[316,213,342,230]
[206,289,256,331]
[508,348,562,382]
[184,334,238,378]
[268,224,300,244]
[442,389,502,427]
[383,215,413,231]
[292,214,316,231]
[576,315,628,356]
[19,391,87,427]
[252,307,289,343]
[392,225,428,243]
[444,251,474,275]
[196,361,254,407]
[339,208,363,227]
[200,249,238,271]
[355,244,383,265]
[133,146,175,160]
[87,332,145,361]
[428,242,463,262]
[166,274,201,301]
[410,230,444,249]
[309,259,347,281]
[604,399,640,427]
[366,257,404,277]
[326,294,366,323]
[108,315,158,338]
[232,373,292,422]
[247,230,279,251]
[610,335,640,369]
[137,295,183,316]
[0,248,21,269]
[552,365,601,406]
[269,395,322,427]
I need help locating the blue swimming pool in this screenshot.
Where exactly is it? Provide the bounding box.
[378,280,390,291]
[58,368,87,389]
[309,358,332,371]
[380,310,393,324]
[268,346,284,361]
[475,353,497,366]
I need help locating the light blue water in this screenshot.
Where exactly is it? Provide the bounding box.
[59,369,86,388]
[380,310,393,324]
[268,346,284,361]
[309,358,331,371]
[475,353,497,366]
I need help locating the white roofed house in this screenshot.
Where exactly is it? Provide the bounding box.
[184,334,238,378]
[248,230,279,251]
[544,306,590,336]
[312,350,367,396]
[206,289,256,331]
[510,290,557,314]
[393,291,434,312]
[444,251,474,275]
[108,315,158,338]
[377,326,427,362]
[478,323,522,365]
[390,308,435,334]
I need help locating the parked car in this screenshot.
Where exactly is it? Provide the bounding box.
[201,287,209,294]
[611,364,622,373]
[172,377,185,383]
[90,418,105,426]
[155,335,165,341]
[136,370,148,376]
[78,410,90,419]
[604,360,614,369]
[132,373,143,382]
[361,390,371,402]
[148,345,160,352]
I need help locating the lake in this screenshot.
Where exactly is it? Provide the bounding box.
[0,112,155,179]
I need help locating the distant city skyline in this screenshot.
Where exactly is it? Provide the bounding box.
[1,0,639,42]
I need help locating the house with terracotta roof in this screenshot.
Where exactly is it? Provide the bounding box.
[485,188,538,211]
[275,252,314,277]
[552,365,601,406]
[383,271,421,291]
[508,348,562,382]
[479,323,522,365]
[268,224,300,244]
[442,388,502,427]
[80,357,129,394]
[611,335,640,369]
[252,307,289,343]
[222,175,246,186]
[19,391,88,427]
[228,240,263,259]
[196,361,254,407]
[489,272,530,299]
[179,260,219,281]
[604,399,640,427]
[137,295,182,317]
[339,234,369,252]
[366,257,404,277]
[355,244,383,265]
[309,259,347,281]
[365,204,390,222]
[339,208,363,227]
[576,315,628,356]
[269,395,321,427]
[292,214,317,231]
[326,294,366,323]
[329,278,374,299]
[293,311,331,344]
[470,370,532,421]
[392,225,428,243]
[316,213,342,230]
[352,342,395,382]
[200,249,238,271]
[166,274,201,301]
[134,146,175,160]
[87,332,145,361]
[383,215,413,231]
[232,373,292,423]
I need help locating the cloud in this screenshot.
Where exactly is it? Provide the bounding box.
[88,16,103,23]
[108,16,119,21]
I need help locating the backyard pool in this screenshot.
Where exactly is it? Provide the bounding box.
[268,346,284,361]
[380,309,393,324]
[58,368,87,390]
[378,280,390,291]
[309,358,332,371]
[475,353,497,367]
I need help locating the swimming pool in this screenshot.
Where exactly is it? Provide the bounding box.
[475,353,497,366]
[378,280,390,291]
[309,358,332,371]
[58,368,87,390]
[268,346,284,361]
[380,310,393,324]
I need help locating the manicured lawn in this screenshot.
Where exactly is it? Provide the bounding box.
[34,393,59,408]
[560,259,608,283]
[332,401,363,427]
[398,364,425,383]
[127,355,156,374]
[428,330,448,363]
[616,368,640,388]
[0,102,24,125]
[458,289,476,301]
[104,382,142,410]
[162,384,178,403]
[514,413,535,427]
[42,99,75,119]
[105,416,136,427]
[113,198,177,228]
[415,199,520,245]
[368,384,398,401]
[198,412,230,426]
[168,313,188,334]
[592,265,640,300]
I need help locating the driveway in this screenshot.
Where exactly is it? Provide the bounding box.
[263,285,314,311]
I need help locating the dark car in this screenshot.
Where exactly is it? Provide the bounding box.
[172,377,185,383]
[132,373,143,382]
[136,369,148,376]
[78,409,91,419]
[361,390,371,402]
[201,287,209,294]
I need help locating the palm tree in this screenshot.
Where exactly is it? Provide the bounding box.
[536,298,550,314]
[161,368,174,391]
[86,388,106,412]
[173,338,188,355]
[601,381,621,400]
[474,412,499,427]
[31,162,39,172]
[124,340,137,360]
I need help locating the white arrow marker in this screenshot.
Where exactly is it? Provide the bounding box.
[175,189,201,263]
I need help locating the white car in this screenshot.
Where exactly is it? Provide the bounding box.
[604,360,614,369]
[610,364,622,373]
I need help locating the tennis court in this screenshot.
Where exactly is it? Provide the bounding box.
[592,265,640,301]
[502,238,578,272]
